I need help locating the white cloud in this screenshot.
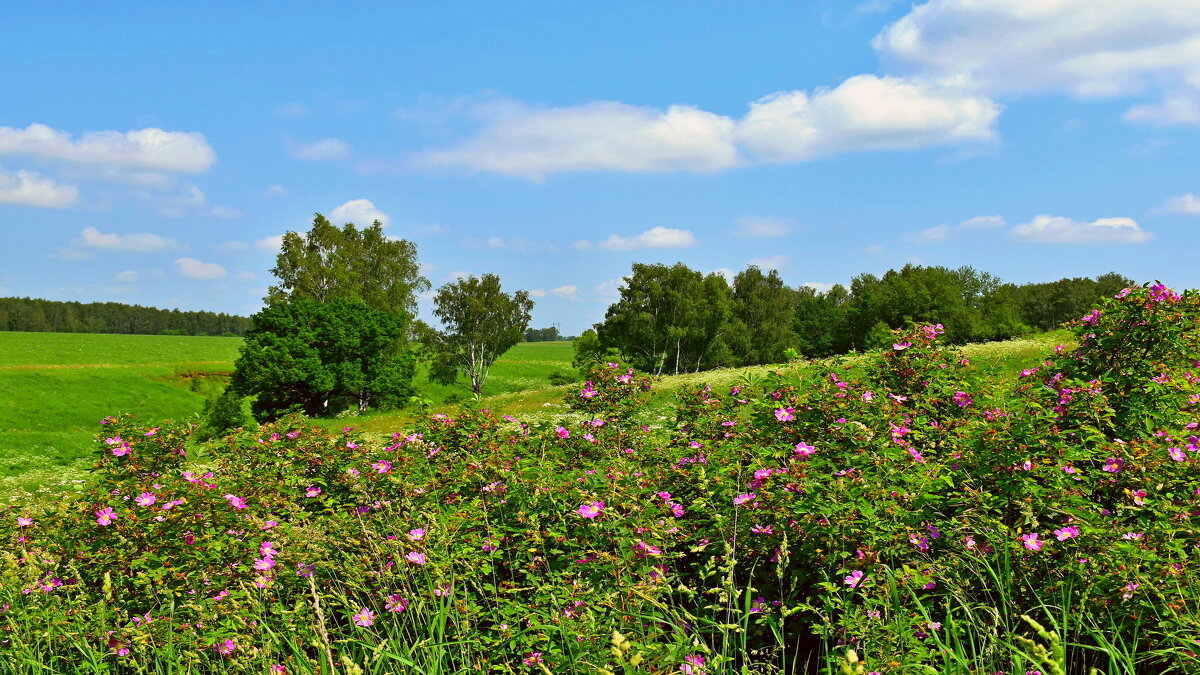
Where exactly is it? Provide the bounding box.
[234,271,256,281]
[594,226,697,251]
[263,184,288,197]
[874,0,1200,125]
[76,227,179,252]
[0,123,215,172]
[864,244,886,255]
[420,223,451,235]
[216,241,250,253]
[960,214,1006,229]
[416,99,741,179]
[287,137,351,161]
[747,254,789,270]
[735,216,790,238]
[1010,214,1152,244]
[0,168,78,207]
[549,285,579,300]
[710,267,736,281]
[1125,92,1200,126]
[803,282,836,293]
[913,224,950,241]
[528,288,548,298]
[737,75,999,162]
[174,257,228,279]
[114,270,138,282]
[329,198,389,227]
[1157,193,1200,215]
[255,235,284,253]
[53,248,93,261]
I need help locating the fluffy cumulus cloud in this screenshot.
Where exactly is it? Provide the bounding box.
[912,224,950,241]
[418,77,996,177]
[76,227,179,252]
[531,285,580,300]
[735,216,790,238]
[1157,193,1200,215]
[329,198,389,227]
[256,235,284,253]
[737,75,999,162]
[1009,214,1152,244]
[0,167,78,207]
[874,0,1200,121]
[960,214,1006,229]
[287,138,352,161]
[583,226,698,251]
[416,100,741,179]
[174,257,228,279]
[0,123,215,172]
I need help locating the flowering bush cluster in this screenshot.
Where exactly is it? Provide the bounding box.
[2,284,1199,673]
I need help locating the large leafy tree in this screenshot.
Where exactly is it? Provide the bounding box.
[725,266,797,366]
[430,273,534,395]
[231,299,415,421]
[596,262,732,375]
[266,213,429,321]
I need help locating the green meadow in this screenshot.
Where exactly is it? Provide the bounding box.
[1,330,1072,491]
[0,333,583,491]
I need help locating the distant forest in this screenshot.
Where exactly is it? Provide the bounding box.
[0,297,250,336]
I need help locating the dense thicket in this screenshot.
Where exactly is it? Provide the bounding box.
[0,296,249,335]
[523,326,561,342]
[595,263,1134,368]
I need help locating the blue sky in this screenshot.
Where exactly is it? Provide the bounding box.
[2,1,1196,335]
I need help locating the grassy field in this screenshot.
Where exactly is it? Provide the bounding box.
[0,332,243,492]
[0,335,580,491]
[1,330,1068,492]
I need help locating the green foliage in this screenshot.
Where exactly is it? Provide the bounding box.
[266,213,429,320]
[6,283,1200,673]
[430,273,534,395]
[597,262,733,375]
[725,266,797,366]
[197,387,253,440]
[231,299,415,421]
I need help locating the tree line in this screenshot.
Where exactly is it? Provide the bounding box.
[0,296,250,336]
[584,262,1133,374]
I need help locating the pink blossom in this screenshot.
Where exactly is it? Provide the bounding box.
[353,608,374,627]
[844,570,866,588]
[223,494,248,509]
[733,492,756,506]
[1054,526,1080,541]
[134,492,156,507]
[1122,532,1144,540]
[680,654,706,675]
[794,442,816,457]
[556,426,570,439]
[1103,457,1125,473]
[253,557,276,571]
[774,407,795,422]
[577,501,604,519]
[893,341,911,351]
[112,444,130,457]
[214,639,236,655]
[385,594,409,612]
[16,516,33,527]
[406,551,427,565]
[1169,446,1187,461]
[95,507,117,526]
[372,460,392,474]
[407,528,426,541]
[523,653,544,666]
[1021,533,1043,551]
[1122,582,1138,600]
[305,486,322,497]
[633,540,662,557]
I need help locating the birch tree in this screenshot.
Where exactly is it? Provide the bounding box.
[430,274,533,395]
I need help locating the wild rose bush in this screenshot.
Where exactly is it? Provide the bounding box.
[2,283,1199,673]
